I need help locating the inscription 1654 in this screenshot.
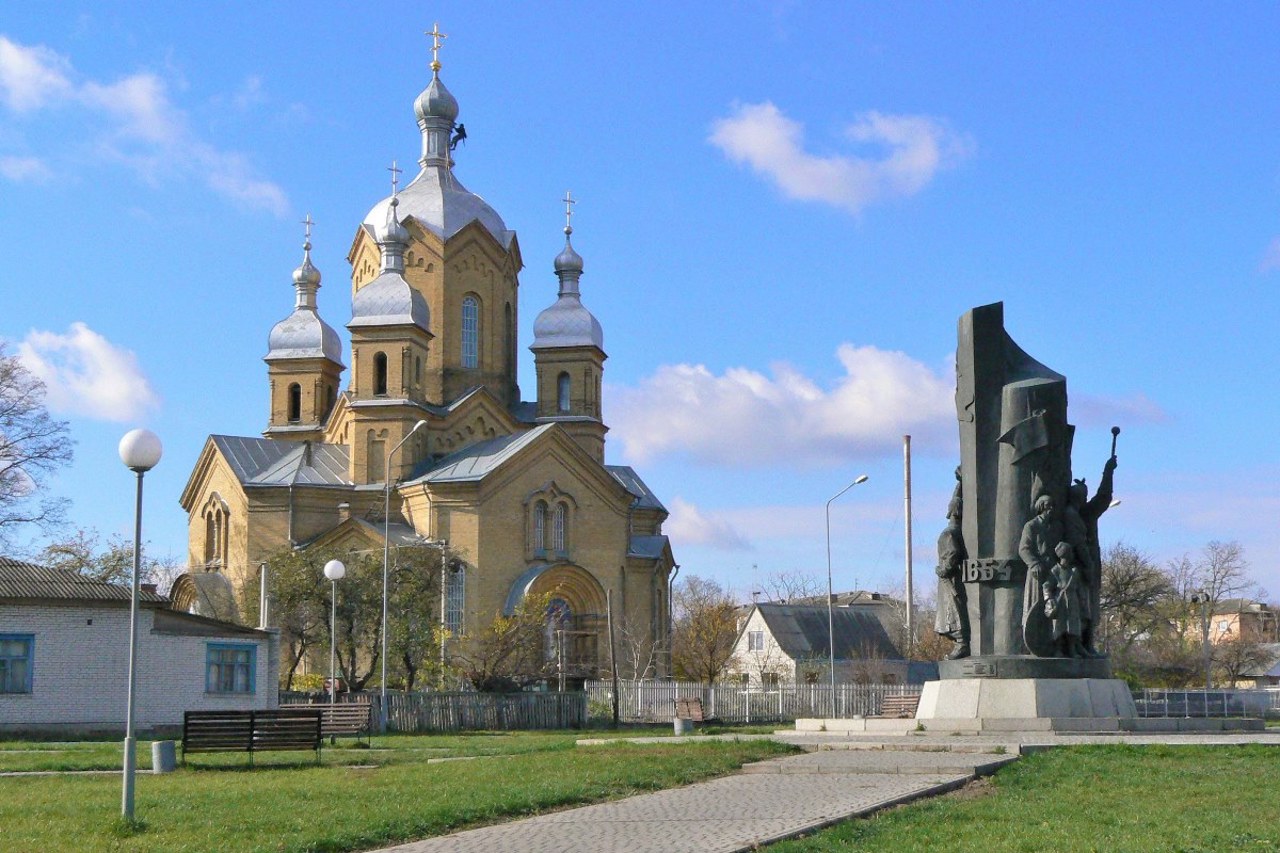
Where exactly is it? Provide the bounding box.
[960,559,1017,583]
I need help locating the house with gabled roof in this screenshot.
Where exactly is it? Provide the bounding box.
[176,46,675,683]
[0,558,278,733]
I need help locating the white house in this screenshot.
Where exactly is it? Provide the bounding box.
[0,558,279,733]
[726,594,936,687]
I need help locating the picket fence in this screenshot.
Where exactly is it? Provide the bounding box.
[584,680,923,723]
[280,690,587,733]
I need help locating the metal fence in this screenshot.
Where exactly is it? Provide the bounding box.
[1134,688,1280,719]
[584,680,922,723]
[280,690,587,733]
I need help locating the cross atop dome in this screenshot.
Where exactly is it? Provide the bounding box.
[301,213,315,249]
[427,23,447,73]
[562,190,576,236]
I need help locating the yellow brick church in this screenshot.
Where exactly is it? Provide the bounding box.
[176,41,674,681]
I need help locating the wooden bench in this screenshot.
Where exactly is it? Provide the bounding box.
[673,697,718,725]
[315,702,373,743]
[876,694,921,719]
[182,709,322,764]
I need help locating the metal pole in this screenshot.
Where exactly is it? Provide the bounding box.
[607,588,620,727]
[258,561,269,629]
[383,421,425,730]
[121,470,143,821]
[1202,596,1212,692]
[824,475,868,719]
[440,555,447,690]
[903,435,914,658]
[330,578,338,705]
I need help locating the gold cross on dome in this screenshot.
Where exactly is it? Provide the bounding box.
[427,23,448,71]
[388,160,402,196]
[562,190,576,230]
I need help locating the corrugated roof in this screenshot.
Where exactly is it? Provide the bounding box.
[0,559,168,604]
[754,603,903,662]
[606,466,666,512]
[409,425,555,484]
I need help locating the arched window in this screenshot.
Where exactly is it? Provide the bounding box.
[552,503,567,555]
[504,302,513,375]
[557,372,571,413]
[325,384,335,417]
[461,296,480,369]
[373,352,388,396]
[287,383,301,423]
[414,356,422,385]
[532,501,547,556]
[444,562,465,635]
[202,495,229,567]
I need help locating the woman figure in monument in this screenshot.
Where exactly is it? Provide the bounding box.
[935,468,970,659]
[1019,493,1065,655]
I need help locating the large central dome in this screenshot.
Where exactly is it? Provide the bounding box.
[362,168,513,248]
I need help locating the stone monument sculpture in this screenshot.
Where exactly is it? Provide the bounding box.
[918,301,1137,727]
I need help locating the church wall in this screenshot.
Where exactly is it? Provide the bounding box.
[185,458,253,588]
[266,359,341,434]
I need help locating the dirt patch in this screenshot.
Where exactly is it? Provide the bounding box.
[942,776,996,802]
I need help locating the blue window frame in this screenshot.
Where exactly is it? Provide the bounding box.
[206,643,256,694]
[0,634,34,694]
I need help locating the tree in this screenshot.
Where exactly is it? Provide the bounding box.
[670,575,740,682]
[0,345,73,548]
[36,527,184,592]
[1213,635,1273,686]
[1098,542,1174,659]
[757,570,825,603]
[450,591,555,692]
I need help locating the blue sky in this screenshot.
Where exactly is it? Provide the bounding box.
[2,2,1279,602]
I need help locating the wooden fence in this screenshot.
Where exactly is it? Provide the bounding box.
[584,680,922,723]
[280,690,587,733]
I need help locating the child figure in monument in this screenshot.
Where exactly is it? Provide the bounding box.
[1043,541,1090,658]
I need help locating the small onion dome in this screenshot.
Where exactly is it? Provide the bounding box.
[531,296,603,350]
[414,73,459,125]
[348,273,431,333]
[292,252,321,287]
[266,310,343,363]
[554,234,584,274]
[378,198,411,247]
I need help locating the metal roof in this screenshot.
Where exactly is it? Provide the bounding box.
[606,466,666,512]
[348,271,431,332]
[266,306,344,363]
[628,534,669,560]
[751,603,904,662]
[363,167,513,249]
[0,558,167,604]
[211,435,349,487]
[408,425,555,484]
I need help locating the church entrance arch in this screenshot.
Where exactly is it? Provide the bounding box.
[506,563,605,682]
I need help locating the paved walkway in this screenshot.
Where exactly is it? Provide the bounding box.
[376,730,1280,853]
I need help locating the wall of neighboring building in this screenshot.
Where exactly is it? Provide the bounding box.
[725,609,797,686]
[0,603,279,733]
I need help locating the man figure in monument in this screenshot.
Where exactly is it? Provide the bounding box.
[935,468,970,659]
[1019,493,1064,654]
[1067,453,1117,655]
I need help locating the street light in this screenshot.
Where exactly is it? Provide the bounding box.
[825,473,869,717]
[118,428,162,822]
[382,419,428,731]
[324,559,347,707]
[1190,590,1212,691]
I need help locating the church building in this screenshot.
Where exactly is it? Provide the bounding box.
[177,38,675,681]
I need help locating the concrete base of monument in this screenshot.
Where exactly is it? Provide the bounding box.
[938,655,1114,680]
[916,676,1137,726]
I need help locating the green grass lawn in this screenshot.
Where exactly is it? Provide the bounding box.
[0,731,793,852]
[767,744,1280,853]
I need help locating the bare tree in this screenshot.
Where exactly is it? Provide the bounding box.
[671,575,740,682]
[615,621,665,682]
[1098,542,1174,657]
[1214,635,1273,686]
[450,591,555,692]
[758,570,825,603]
[0,345,72,548]
[37,527,183,592]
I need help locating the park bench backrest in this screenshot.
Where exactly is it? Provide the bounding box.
[673,697,708,722]
[317,702,372,736]
[183,709,322,754]
[877,695,920,718]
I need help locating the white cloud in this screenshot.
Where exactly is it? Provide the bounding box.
[610,344,955,467]
[17,323,158,422]
[0,35,287,214]
[665,498,752,550]
[708,101,972,214]
[0,36,72,111]
[1261,237,1280,273]
[0,154,51,182]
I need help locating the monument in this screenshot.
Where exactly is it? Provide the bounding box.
[916,301,1139,729]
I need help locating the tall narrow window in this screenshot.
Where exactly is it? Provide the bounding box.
[287,383,301,422]
[552,503,567,555]
[557,372,571,413]
[325,384,336,418]
[504,303,513,374]
[373,352,388,396]
[461,296,480,368]
[445,562,465,635]
[533,501,547,556]
[0,635,34,694]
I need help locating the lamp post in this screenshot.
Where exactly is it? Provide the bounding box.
[1190,590,1212,691]
[118,428,162,822]
[324,560,346,706]
[824,473,868,717]
[382,419,427,731]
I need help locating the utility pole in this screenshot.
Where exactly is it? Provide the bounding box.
[903,435,914,658]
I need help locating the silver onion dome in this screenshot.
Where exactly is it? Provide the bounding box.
[350,197,430,333]
[414,73,459,125]
[531,227,603,351]
[266,235,343,363]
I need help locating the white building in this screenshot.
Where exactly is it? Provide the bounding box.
[0,558,279,733]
